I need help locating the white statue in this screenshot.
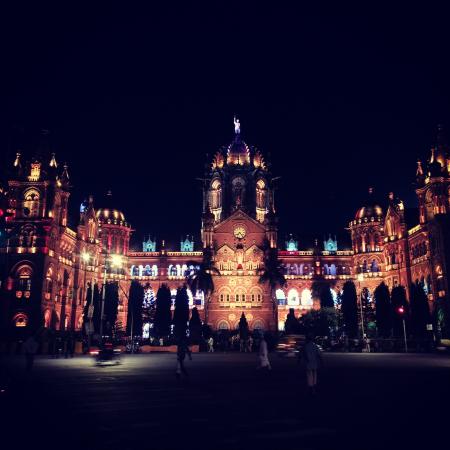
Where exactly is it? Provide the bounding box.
[234,116,240,134]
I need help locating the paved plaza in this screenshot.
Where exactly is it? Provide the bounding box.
[2,352,450,450]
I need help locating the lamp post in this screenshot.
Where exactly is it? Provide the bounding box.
[397,306,408,352]
[100,253,123,344]
[81,251,90,302]
[81,251,92,347]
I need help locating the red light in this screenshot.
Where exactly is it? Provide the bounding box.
[398,306,404,314]
[0,209,4,217]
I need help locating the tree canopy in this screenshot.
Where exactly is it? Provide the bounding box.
[173,285,190,340]
[127,280,144,336]
[341,281,358,338]
[154,284,172,338]
[374,282,392,338]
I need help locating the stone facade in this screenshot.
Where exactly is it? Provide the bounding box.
[1,122,449,337]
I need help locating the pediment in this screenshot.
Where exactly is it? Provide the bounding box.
[216,244,235,256]
[214,209,266,234]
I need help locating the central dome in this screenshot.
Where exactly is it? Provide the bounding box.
[355,188,384,220]
[355,205,383,220]
[227,135,251,165]
[96,208,127,225]
[96,191,129,226]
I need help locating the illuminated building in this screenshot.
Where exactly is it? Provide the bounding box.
[0,122,449,337]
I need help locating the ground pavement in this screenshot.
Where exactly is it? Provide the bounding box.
[1,352,450,450]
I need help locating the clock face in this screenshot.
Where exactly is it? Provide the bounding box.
[234,226,246,239]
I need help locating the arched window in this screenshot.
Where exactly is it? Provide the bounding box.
[256,179,267,222]
[143,286,155,308]
[330,288,338,306]
[329,264,337,276]
[235,287,246,303]
[186,288,194,307]
[144,265,152,276]
[370,259,379,272]
[131,265,139,276]
[210,179,222,209]
[13,313,28,327]
[276,289,286,306]
[301,288,313,308]
[232,177,246,208]
[287,288,300,306]
[23,189,40,217]
[169,265,177,276]
[44,309,52,328]
[218,320,229,330]
[152,265,158,276]
[253,319,265,330]
[170,289,177,308]
[44,266,53,300]
[193,290,204,307]
[14,265,33,298]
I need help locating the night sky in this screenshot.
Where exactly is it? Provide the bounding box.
[2,4,450,250]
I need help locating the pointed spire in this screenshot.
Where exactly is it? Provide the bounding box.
[430,147,436,163]
[13,152,21,168]
[61,163,69,183]
[49,153,58,168]
[416,160,424,176]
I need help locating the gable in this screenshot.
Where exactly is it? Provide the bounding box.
[214,209,266,235]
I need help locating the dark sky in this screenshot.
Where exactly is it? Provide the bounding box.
[2,4,450,250]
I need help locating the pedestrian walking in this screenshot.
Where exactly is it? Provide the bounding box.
[257,333,271,370]
[176,338,192,380]
[247,336,253,352]
[302,333,322,395]
[207,336,214,352]
[23,334,39,372]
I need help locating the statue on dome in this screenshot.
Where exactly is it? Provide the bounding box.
[234,116,240,134]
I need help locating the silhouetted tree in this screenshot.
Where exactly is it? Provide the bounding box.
[127,280,144,336]
[374,282,392,337]
[90,283,101,334]
[391,285,408,337]
[341,281,358,338]
[410,283,431,338]
[303,308,337,337]
[259,245,286,322]
[285,308,301,334]
[186,248,220,325]
[82,282,93,333]
[104,282,119,336]
[189,307,202,344]
[238,313,249,340]
[154,284,172,338]
[173,285,190,340]
[312,281,335,309]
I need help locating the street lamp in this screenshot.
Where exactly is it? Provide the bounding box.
[100,253,123,343]
[81,251,90,307]
[397,306,408,353]
[81,251,94,347]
